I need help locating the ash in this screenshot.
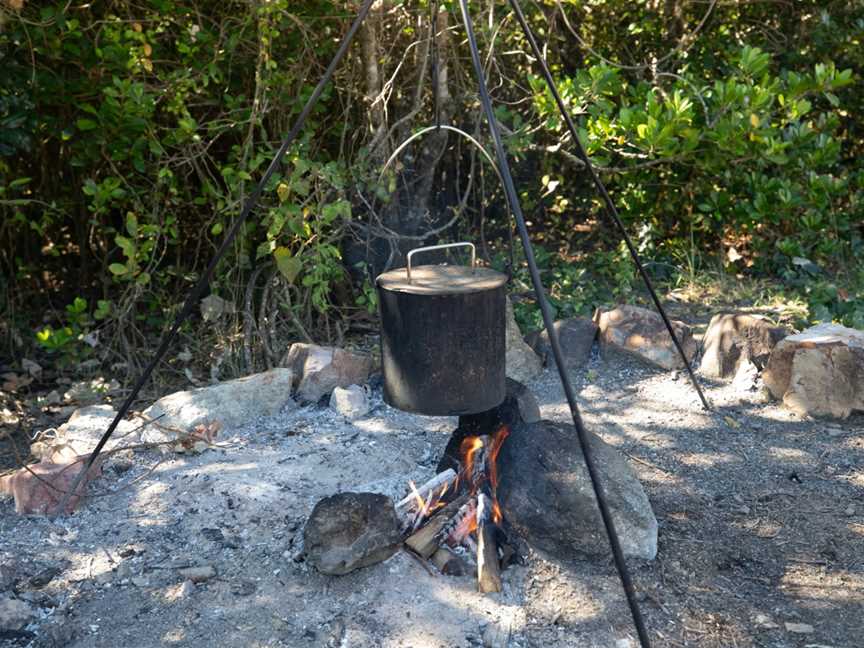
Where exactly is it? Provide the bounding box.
[2,349,861,648]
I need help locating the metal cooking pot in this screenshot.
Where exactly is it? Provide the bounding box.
[376,242,508,416]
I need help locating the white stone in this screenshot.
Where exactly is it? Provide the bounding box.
[329,385,370,420]
[142,368,296,437]
[37,404,140,458]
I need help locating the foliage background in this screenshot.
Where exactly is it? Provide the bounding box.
[1,0,862,384]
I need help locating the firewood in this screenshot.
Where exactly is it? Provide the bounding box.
[431,547,467,576]
[476,493,502,593]
[395,468,457,512]
[436,497,476,546]
[404,495,467,558]
[465,435,491,489]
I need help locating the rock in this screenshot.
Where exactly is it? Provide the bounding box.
[0,454,102,515]
[0,596,35,631]
[700,313,788,379]
[763,323,864,419]
[21,358,41,378]
[130,576,149,587]
[178,566,216,583]
[303,492,402,575]
[525,317,598,369]
[28,566,61,589]
[329,385,370,420]
[282,343,373,403]
[497,419,658,560]
[731,358,760,392]
[784,622,814,634]
[437,379,541,474]
[33,405,140,459]
[142,368,296,437]
[176,580,196,599]
[594,305,697,370]
[505,298,543,383]
[753,613,779,629]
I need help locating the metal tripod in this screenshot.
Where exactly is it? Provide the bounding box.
[54,4,722,646]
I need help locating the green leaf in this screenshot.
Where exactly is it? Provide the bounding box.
[94,300,111,320]
[126,212,138,237]
[274,247,301,283]
[108,263,128,275]
[256,240,275,260]
[277,182,291,202]
[115,235,136,259]
[76,118,98,131]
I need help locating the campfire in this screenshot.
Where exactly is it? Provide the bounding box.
[396,425,512,592]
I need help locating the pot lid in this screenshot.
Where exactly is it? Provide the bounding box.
[376,264,508,295]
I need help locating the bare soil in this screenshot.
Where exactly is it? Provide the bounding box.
[2,344,863,648]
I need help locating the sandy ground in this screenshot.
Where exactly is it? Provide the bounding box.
[2,347,863,648]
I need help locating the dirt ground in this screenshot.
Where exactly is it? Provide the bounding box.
[2,340,863,648]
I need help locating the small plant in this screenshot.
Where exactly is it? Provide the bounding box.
[35,297,98,366]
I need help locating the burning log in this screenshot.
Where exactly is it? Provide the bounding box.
[404,495,467,559]
[431,547,467,576]
[476,493,502,593]
[436,497,476,547]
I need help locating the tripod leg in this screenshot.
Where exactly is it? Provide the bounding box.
[51,0,378,517]
[508,0,711,412]
[456,2,653,646]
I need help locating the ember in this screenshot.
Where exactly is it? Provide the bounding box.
[396,425,511,593]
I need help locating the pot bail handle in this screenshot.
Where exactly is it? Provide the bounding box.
[406,242,475,283]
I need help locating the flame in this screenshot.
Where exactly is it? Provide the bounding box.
[488,425,509,492]
[459,435,485,487]
[408,480,426,512]
[457,425,510,528]
[429,482,450,513]
[492,500,503,525]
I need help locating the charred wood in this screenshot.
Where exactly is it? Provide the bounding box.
[476,493,502,593]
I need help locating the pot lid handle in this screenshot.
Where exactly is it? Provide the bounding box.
[406,242,475,283]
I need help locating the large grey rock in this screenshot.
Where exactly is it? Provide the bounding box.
[594,304,697,370]
[303,492,402,575]
[283,343,373,403]
[525,317,598,369]
[763,323,864,419]
[142,368,295,435]
[329,385,370,420]
[505,298,542,383]
[700,313,787,379]
[0,596,35,631]
[498,420,658,560]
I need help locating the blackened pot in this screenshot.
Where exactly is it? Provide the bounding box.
[376,244,507,416]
